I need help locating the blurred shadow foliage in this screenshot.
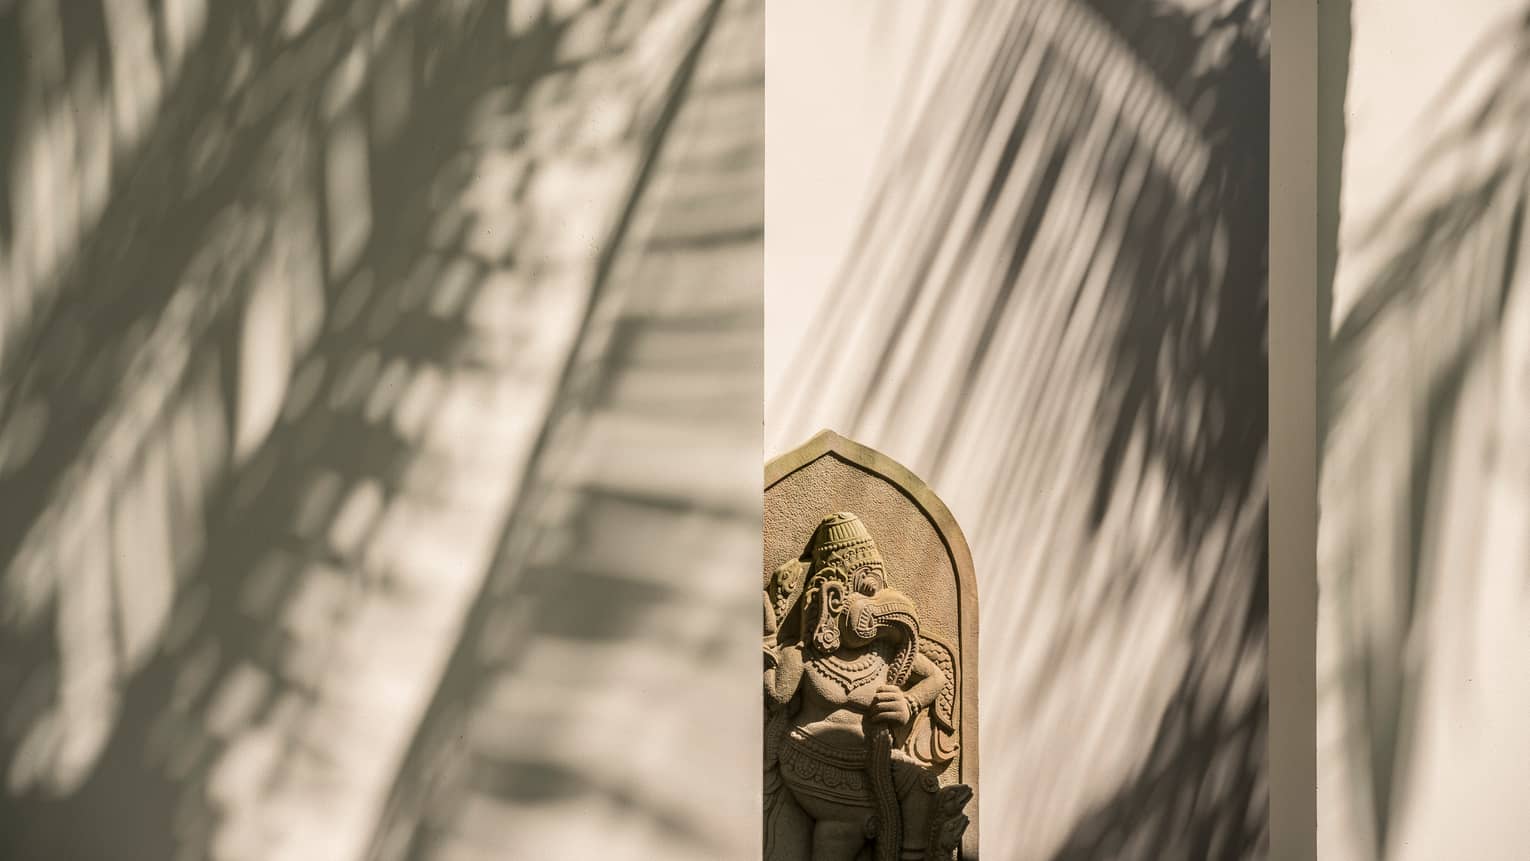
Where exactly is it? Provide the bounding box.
[1320,8,1530,858]
[0,0,758,858]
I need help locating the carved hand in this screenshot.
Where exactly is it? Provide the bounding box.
[765,644,804,706]
[870,684,913,725]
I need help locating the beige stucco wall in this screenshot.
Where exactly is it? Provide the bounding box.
[1317,1,1530,858]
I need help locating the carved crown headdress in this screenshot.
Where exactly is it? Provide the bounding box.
[811,512,884,577]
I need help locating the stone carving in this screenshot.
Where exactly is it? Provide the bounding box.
[764,431,978,860]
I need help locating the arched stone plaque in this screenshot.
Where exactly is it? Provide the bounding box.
[763,430,979,861]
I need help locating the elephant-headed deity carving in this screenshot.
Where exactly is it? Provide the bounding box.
[763,509,973,861]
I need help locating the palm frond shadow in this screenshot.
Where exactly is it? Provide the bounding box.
[359,3,767,858]
[770,0,1268,857]
[0,2,532,856]
[1320,11,1530,858]
[0,0,743,857]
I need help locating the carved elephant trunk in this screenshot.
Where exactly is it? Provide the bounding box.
[848,589,920,683]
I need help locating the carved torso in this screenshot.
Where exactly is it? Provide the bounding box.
[805,645,891,705]
[796,644,893,748]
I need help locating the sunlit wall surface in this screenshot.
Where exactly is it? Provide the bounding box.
[1316,1,1530,858]
[0,0,761,859]
[768,1,1268,858]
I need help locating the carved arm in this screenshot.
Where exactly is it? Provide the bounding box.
[904,651,946,712]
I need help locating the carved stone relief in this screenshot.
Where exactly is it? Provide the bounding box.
[764,431,979,861]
